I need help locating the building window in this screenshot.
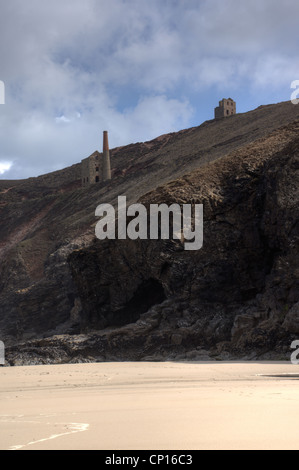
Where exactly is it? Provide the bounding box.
[87,177,89,182]
[95,176,99,183]
[96,167,99,172]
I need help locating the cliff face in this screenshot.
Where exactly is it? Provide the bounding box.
[66,122,299,361]
[1,101,299,364]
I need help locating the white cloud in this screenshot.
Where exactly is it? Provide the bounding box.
[55,115,71,124]
[0,162,13,175]
[251,55,299,89]
[115,95,194,143]
[0,0,299,179]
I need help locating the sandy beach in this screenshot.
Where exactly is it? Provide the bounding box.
[0,361,298,450]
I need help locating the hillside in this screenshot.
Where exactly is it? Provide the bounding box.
[1,100,299,364]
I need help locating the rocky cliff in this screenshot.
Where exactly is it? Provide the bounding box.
[1,101,299,365]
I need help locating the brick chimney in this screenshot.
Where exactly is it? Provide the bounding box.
[102,130,111,181]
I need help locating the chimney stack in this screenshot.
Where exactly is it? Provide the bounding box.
[102,130,111,181]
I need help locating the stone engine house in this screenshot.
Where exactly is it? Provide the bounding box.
[81,130,111,187]
[81,151,102,186]
[214,98,236,119]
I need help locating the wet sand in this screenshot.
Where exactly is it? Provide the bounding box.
[0,361,298,450]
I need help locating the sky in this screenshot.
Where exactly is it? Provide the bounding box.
[0,0,298,179]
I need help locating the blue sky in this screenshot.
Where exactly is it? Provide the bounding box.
[0,0,298,179]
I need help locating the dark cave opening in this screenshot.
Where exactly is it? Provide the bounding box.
[111,278,166,326]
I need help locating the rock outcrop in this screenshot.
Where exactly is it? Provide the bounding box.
[66,121,299,361]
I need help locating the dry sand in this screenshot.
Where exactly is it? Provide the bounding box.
[0,361,298,450]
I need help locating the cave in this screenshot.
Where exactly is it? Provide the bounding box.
[111,278,166,326]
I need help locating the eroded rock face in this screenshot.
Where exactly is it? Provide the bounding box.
[283,303,299,334]
[2,104,299,364]
[66,125,299,361]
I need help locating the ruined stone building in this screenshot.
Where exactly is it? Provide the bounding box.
[81,151,101,186]
[81,131,111,186]
[214,98,236,119]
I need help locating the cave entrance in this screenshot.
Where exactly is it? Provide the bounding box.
[112,278,166,326]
